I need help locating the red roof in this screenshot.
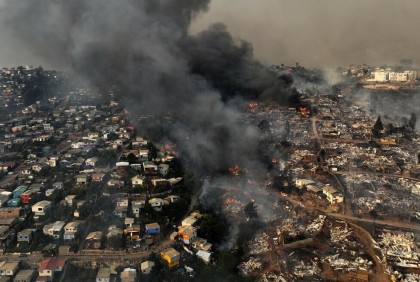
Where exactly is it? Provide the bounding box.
[39,257,66,271]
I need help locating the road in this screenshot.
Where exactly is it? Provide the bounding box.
[327,213,420,232]
[334,169,420,182]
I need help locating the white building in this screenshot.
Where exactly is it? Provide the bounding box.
[43,221,65,239]
[64,221,81,240]
[32,200,51,216]
[322,185,344,204]
[373,71,388,82]
[140,261,155,275]
[131,175,144,187]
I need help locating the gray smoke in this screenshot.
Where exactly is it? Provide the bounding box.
[191,0,420,68]
[0,0,309,173]
[0,0,318,246]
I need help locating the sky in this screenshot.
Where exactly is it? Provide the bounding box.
[0,0,420,69]
[190,0,420,68]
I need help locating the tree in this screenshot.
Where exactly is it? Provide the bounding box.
[244,201,258,219]
[107,235,124,249]
[372,116,384,137]
[409,113,417,130]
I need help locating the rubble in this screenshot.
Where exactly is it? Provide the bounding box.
[292,260,320,278]
[249,232,270,255]
[239,257,263,276]
[322,254,371,271]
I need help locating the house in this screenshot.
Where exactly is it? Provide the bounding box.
[196,250,212,264]
[52,181,63,190]
[75,174,89,185]
[65,195,77,207]
[37,258,66,282]
[96,267,111,282]
[86,231,103,249]
[151,179,169,187]
[64,221,81,240]
[323,185,344,204]
[45,189,55,197]
[124,225,140,241]
[120,268,137,282]
[131,175,144,187]
[0,207,21,218]
[158,164,169,176]
[115,161,129,171]
[113,206,127,218]
[32,200,51,216]
[116,198,129,207]
[6,197,20,207]
[160,248,180,268]
[140,261,155,275]
[21,189,39,204]
[131,201,145,218]
[143,162,158,175]
[0,225,15,249]
[43,221,65,239]
[17,229,34,243]
[295,179,315,189]
[181,212,202,227]
[164,195,180,204]
[14,269,36,282]
[92,173,105,182]
[85,157,98,167]
[107,225,122,238]
[148,198,167,212]
[12,186,27,198]
[48,157,57,168]
[145,223,160,235]
[178,226,197,244]
[0,261,19,276]
[124,218,134,228]
[192,237,212,251]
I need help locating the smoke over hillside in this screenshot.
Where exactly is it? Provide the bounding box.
[0,0,312,171]
[0,1,327,245]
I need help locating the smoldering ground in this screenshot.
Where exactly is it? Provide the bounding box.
[0,0,327,246]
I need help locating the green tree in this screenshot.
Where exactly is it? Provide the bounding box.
[372,116,384,137]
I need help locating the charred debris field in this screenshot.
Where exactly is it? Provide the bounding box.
[1,65,420,281]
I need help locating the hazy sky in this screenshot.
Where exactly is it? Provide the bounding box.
[190,0,420,68]
[0,0,419,69]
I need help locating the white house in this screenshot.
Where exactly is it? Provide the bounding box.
[140,261,155,275]
[131,175,144,187]
[148,198,168,211]
[43,221,65,239]
[85,157,98,167]
[295,179,315,189]
[64,221,81,240]
[322,185,344,204]
[0,261,19,276]
[32,200,51,216]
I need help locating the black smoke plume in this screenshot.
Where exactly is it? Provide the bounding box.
[0,0,325,247]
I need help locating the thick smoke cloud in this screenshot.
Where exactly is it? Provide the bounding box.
[0,0,305,174]
[191,0,420,68]
[0,1,318,247]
